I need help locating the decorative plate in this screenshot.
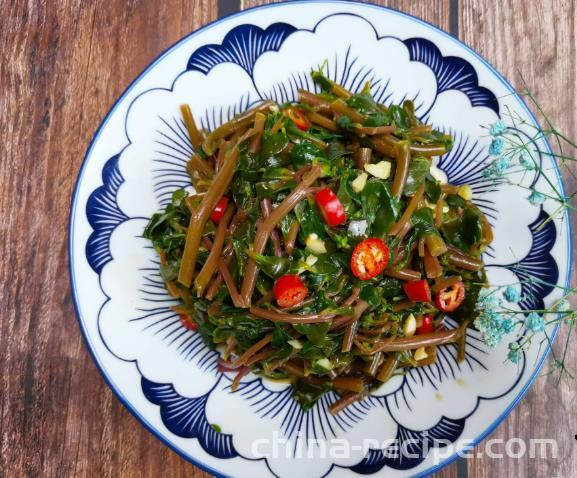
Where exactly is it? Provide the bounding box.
[69,2,571,477]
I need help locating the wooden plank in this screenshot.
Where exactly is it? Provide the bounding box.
[0,1,215,477]
[2,1,574,477]
[243,0,451,33]
[461,1,577,477]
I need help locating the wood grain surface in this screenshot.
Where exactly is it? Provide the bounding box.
[0,1,574,477]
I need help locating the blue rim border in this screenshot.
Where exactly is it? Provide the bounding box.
[67,1,573,477]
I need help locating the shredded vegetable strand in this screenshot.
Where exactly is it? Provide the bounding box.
[447,247,484,271]
[187,153,214,179]
[231,334,273,367]
[218,258,244,308]
[284,220,300,255]
[330,99,365,123]
[260,198,283,257]
[249,306,334,324]
[180,104,205,150]
[298,89,330,107]
[385,268,422,281]
[202,101,274,155]
[391,140,410,198]
[249,112,266,154]
[330,297,368,331]
[332,376,365,393]
[178,145,240,287]
[239,166,322,306]
[354,147,372,169]
[377,354,399,382]
[388,184,425,236]
[329,392,363,415]
[371,326,465,353]
[307,111,338,131]
[194,205,235,297]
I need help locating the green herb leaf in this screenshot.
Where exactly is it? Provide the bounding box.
[404,156,430,196]
[290,141,325,169]
[425,176,442,202]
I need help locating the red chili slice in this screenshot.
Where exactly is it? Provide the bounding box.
[210,196,229,223]
[416,314,434,335]
[403,279,432,303]
[435,281,466,312]
[315,188,346,227]
[273,275,308,307]
[285,107,310,131]
[350,238,390,280]
[179,313,197,331]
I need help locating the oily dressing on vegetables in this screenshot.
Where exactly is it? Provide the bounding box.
[144,70,492,415]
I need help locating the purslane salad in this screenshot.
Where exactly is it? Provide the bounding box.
[144,70,492,414]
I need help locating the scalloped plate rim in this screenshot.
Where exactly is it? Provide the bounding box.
[68,1,573,477]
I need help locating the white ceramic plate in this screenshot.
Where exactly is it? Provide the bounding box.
[69,2,571,477]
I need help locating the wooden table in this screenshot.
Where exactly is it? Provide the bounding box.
[1,1,575,476]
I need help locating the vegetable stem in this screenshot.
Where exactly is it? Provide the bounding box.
[239,166,322,306]
[178,145,240,287]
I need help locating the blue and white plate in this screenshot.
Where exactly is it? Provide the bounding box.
[69,2,571,477]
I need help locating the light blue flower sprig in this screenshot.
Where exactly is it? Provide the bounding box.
[474,291,515,346]
[504,285,522,303]
[483,156,510,179]
[489,137,505,156]
[528,190,546,205]
[519,150,535,170]
[490,120,506,136]
[507,342,522,364]
[526,312,545,332]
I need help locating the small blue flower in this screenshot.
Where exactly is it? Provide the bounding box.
[493,156,510,174]
[526,312,545,332]
[490,120,506,136]
[527,190,546,205]
[482,167,495,179]
[479,290,502,308]
[489,138,505,156]
[504,285,521,303]
[475,290,518,347]
[482,157,510,179]
[475,312,505,346]
[519,150,535,169]
[507,342,522,364]
[502,318,516,334]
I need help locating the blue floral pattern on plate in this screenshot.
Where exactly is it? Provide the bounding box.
[70,4,569,478]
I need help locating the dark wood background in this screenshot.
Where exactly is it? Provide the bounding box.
[1,0,575,476]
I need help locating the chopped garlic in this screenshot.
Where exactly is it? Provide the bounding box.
[288,339,303,350]
[364,160,392,179]
[425,201,449,213]
[414,347,428,361]
[458,184,473,200]
[351,172,368,192]
[305,254,318,266]
[305,233,327,254]
[315,358,332,370]
[348,219,368,237]
[403,313,417,337]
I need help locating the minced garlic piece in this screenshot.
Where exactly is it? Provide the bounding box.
[364,161,392,179]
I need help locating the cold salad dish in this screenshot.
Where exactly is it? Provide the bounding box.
[144,70,492,414]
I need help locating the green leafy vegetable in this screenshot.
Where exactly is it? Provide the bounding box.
[404,156,430,196]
